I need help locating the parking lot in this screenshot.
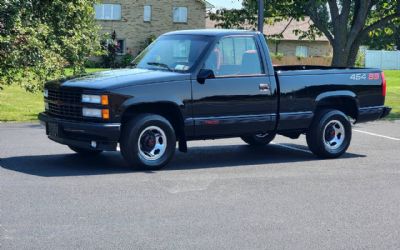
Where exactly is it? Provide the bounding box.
[1,120,400,249]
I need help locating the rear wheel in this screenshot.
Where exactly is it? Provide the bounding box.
[120,114,176,170]
[68,146,103,155]
[241,133,275,146]
[306,109,352,158]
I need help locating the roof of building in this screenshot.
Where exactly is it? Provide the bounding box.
[206,17,329,42]
[198,0,214,9]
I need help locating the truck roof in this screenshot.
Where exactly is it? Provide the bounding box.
[164,29,260,37]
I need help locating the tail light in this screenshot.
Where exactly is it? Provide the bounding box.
[381,72,387,97]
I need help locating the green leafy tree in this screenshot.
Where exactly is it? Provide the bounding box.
[209,0,400,67]
[365,19,400,50]
[0,0,102,92]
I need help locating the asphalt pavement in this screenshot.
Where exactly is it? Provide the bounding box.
[1,120,400,250]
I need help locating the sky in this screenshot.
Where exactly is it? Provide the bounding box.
[207,0,243,9]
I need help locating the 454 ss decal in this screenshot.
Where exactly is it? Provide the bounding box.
[350,73,380,81]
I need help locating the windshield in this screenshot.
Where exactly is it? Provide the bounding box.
[132,35,210,72]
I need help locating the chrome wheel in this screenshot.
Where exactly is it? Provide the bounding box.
[323,120,345,151]
[138,126,167,161]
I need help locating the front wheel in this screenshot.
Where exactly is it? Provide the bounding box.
[306,109,352,158]
[120,114,176,171]
[241,133,275,146]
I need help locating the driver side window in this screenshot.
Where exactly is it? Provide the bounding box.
[203,36,264,77]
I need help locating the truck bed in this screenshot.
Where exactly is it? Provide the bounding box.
[274,65,374,74]
[273,65,386,131]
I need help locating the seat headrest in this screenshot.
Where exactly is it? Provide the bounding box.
[241,51,261,75]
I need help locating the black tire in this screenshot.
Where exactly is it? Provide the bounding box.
[306,109,352,158]
[241,133,276,146]
[120,114,176,171]
[68,146,103,155]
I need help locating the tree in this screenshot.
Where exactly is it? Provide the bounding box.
[209,0,400,67]
[0,0,102,92]
[365,19,400,50]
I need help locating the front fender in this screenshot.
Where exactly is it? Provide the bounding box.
[119,97,184,115]
[111,80,190,118]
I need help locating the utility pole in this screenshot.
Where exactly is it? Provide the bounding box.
[257,0,264,33]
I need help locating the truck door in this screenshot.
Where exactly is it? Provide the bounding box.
[191,35,277,137]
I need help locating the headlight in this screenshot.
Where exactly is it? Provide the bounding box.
[82,108,102,118]
[82,94,101,104]
[82,94,109,105]
[44,89,48,98]
[82,108,110,119]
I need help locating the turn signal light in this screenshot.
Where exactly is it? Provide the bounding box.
[102,109,110,120]
[101,95,109,105]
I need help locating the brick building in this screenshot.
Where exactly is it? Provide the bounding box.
[95,0,213,56]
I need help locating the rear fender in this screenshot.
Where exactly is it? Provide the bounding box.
[315,91,359,120]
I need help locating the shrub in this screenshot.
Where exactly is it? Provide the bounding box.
[355,50,366,67]
[101,32,119,68]
[84,60,102,68]
[121,54,134,67]
[270,52,284,61]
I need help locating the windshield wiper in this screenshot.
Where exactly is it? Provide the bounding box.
[147,62,173,71]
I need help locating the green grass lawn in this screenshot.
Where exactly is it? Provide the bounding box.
[0,68,107,122]
[384,70,400,119]
[0,69,399,122]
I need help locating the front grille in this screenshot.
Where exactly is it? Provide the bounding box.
[46,88,82,119]
[47,88,81,104]
[47,102,82,119]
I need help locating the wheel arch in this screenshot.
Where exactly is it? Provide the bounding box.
[120,100,187,152]
[314,91,359,120]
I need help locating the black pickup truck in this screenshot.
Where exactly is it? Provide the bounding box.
[39,29,391,170]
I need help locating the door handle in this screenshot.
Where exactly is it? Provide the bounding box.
[259,83,270,92]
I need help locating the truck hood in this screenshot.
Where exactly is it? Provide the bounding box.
[46,68,191,90]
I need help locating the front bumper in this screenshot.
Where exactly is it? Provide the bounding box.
[38,113,121,151]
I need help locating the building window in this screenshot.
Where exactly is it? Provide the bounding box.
[296,46,308,57]
[173,7,188,23]
[94,4,121,20]
[144,5,151,22]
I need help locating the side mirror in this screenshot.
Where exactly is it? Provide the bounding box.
[197,69,215,84]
